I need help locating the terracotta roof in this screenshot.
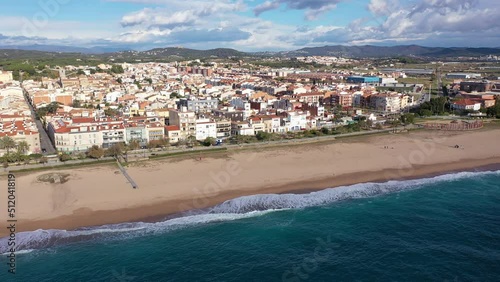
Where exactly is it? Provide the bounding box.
[165,125,180,131]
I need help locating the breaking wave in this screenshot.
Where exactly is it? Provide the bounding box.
[1,170,498,254]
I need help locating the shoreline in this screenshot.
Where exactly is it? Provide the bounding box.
[1,128,500,238]
[6,157,500,237]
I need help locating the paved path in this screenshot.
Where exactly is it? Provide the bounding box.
[1,128,413,174]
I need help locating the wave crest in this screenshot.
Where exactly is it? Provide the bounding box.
[1,170,498,253]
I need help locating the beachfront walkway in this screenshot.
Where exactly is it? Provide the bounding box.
[1,127,407,174]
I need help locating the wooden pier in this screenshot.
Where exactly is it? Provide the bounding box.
[116,159,138,189]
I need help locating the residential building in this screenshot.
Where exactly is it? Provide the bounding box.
[451,99,482,111]
[177,98,218,113]
[283,111,308,131]
[48,118,102,152]
[195,118,217,141]
[165,125,181,144]
[169,108,197,139]
[231,121,254,136]
[331,92,353,108]
[216,119,231,139]
[370,93,401,113]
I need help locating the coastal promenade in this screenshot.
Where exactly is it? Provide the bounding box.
[0,127,401,174]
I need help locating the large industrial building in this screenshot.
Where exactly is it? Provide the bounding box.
[346,76,381,84]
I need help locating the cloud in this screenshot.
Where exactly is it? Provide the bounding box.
[120,0,246,30]
[121,8,198,29]
[254,0,343,20]
[254,1,281,16]
[168,28,251,43]
[367,0,399,16]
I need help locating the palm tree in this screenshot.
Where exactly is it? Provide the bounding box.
[0,136,16,154]
[17,140,30,155]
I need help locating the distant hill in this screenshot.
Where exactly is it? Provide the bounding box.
[1,45,500,64]
[281,45,500,58]
[140,47,248,59]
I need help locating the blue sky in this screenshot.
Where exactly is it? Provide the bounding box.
[1,0,499,51]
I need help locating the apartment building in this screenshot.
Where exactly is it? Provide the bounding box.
[370,93,401,113]
[124,123,148,145]
[251,115,282,133]
[48,118,102,152]
[177,98,218,113]
[283,111,308,131]
[169,108,196,139]
[215,119,231,139]
[231,122,254,136]
[195,118,217,141]
[297,92,324,104]
[164,125,181,144]
[331,92,353,108]
[100,121,126,149]
[0,118,41,155]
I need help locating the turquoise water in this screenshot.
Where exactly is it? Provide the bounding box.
[1,170,500,281]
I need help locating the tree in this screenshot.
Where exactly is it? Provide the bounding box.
[128,139,140,150]
[72,99,82,108]
[104,108,119,117]
[59,153,72,162]
[39,156,48,164]
[2,161,8,171]
[105,143,125,158]
[256,131,272,141]
[0,136,16,154]
[170,92,180,99]
[202,137,217,147]
[76,69,86,76]
[186,135,197,147]
[420,109,433,117]
[87,145,104,159]
[134,80,142,90]
[16,140,30,155]
[400,113,415,125]
[116,77,123,84]
[486,98,500,118]
[110,65,124,74]
[321,127,330,135]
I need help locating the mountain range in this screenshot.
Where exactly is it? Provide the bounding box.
[1,45,500,60]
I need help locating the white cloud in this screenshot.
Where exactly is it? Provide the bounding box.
[254,0,344,20]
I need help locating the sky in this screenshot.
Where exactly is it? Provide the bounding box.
[0,0,499,51]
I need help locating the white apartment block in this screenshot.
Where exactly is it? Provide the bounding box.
[284,111,308,131]
[371,93,401,113]
[48,119,103,152]
[195,118,217,141]
[231,122,254,136]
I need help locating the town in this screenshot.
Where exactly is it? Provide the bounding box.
[0,57,499,165]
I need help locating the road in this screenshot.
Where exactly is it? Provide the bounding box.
[21,86,57,155]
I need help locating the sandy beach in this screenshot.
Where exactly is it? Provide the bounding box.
[1,127,500,237]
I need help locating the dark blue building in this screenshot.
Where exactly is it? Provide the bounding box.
[346,76,381,84]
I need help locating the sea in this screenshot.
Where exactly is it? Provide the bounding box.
[1,169,499,282]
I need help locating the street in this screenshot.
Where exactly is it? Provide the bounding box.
[21,85,57,155]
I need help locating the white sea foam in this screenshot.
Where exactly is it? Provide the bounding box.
[1,170,497,253]
[1,249,34,256]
